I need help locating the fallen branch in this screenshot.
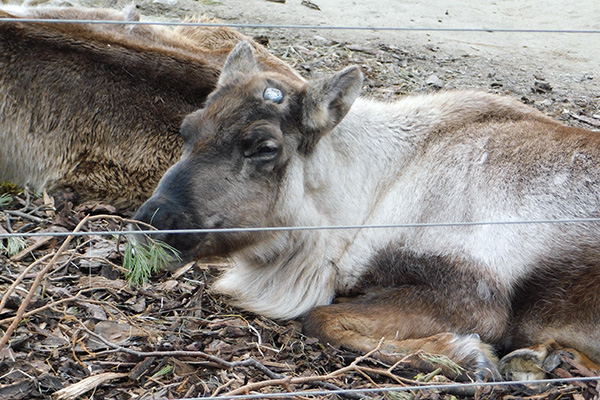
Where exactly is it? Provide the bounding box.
[78,322,357,398]
[0,215,91,351]
[0,252,55,315]
[0,287,104,326]
[4,209,46,223]
[0,214,134,350]
[220,340,392,397]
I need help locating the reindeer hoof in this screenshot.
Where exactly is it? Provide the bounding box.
[451,334,502,382]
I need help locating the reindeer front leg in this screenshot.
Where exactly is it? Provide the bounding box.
[303,300,501,380]
[303,252,511,380]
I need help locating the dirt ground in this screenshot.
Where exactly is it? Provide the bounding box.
[1,0,600,399]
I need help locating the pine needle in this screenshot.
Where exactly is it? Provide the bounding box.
[0,193,12,207]
[123,238,181,285]
[1,236,27,257]
[418,353,464,376]
[0,194,27,256]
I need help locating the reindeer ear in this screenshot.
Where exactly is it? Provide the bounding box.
[218,41,259,86]
[302,66,363,134]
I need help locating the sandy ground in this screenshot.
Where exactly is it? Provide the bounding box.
[195,0,600,73]
[71,0,600,116]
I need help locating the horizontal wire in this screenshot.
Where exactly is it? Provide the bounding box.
[0,217,600,239]
[0,17,599,34]
[189,375,600,399]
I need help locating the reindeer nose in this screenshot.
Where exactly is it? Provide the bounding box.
[130,196,174,246]
[132,195,202,254]
[134,196,174,231]
[128,196,191,271]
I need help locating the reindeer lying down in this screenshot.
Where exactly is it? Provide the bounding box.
[133,42,600,380]
[0,5,301,210]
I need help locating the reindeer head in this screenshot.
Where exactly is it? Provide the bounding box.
[133,42,363,263]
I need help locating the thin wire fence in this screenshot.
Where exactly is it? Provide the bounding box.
[1,16,600,34]
[2,217,600,239]
[1,8,600,400]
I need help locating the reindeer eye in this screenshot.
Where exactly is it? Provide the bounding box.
[256,142,279,157]
[243,138,281,161]
[263,87,284,103]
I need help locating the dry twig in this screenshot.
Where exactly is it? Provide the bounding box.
[0,252,55,314]
[0,214,137,349]
[0,215,91,351]
[54,372,129,400]
[221,339,394,397]
[77,322,284,379]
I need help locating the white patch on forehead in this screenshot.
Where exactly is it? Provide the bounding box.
[553,172,570,186]
[263,87,284,103]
